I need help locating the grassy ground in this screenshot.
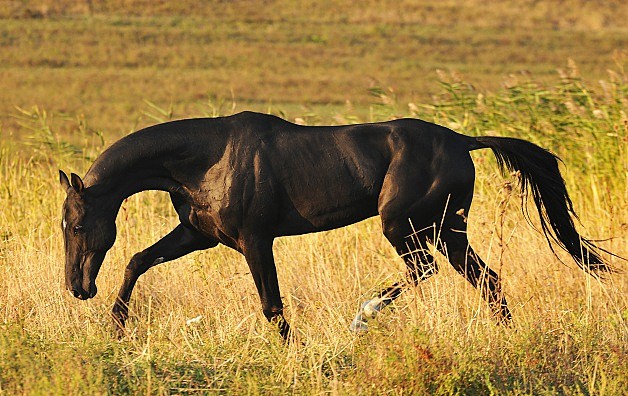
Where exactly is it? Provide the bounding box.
[1,1,627,395]
[1,65,627,395]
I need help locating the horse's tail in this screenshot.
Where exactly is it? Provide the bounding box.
[469,135,616,275]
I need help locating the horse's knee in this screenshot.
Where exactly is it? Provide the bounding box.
[124,252,145,277]
[125,251,165,280]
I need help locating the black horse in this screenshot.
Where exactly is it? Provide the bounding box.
[59,111,614,339]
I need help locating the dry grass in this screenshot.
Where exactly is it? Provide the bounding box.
[0,168,626,394]
[0,1,627,394]
[1,68,627,393]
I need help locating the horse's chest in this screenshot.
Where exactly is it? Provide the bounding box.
[185,164,271,244]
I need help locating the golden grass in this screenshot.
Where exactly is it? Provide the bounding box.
[0,1,627,393]
[1,79,626,393]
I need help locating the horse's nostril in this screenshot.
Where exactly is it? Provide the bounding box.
[71,289,81,298]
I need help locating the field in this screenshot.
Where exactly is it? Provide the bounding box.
[1,1,627,394]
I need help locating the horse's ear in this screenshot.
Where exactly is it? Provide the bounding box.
[59,170,71,191]
[70,173,84,193]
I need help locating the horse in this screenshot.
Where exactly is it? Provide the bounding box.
[59,111,614,339]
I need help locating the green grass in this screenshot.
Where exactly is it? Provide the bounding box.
[1,1,627,394]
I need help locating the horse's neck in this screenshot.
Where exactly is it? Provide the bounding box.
[84,156,183,215]
[86,170,181,206]
[82,119,222,212]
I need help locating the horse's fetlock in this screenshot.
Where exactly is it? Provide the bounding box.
[112,302,128,317]
[112,310,127,330]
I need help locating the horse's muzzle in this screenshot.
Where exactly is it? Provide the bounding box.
[68,284,97,300]
[70,288,87,300]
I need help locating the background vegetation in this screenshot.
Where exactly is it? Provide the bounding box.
[1,0,627,135]
[0,1,626,394]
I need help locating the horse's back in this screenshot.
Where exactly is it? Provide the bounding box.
[149,113,473,240]
[245,116,470,236]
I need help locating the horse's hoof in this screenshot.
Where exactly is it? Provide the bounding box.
[350,315,369,332]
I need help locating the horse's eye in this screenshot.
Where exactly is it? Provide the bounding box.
[73,225,83,235]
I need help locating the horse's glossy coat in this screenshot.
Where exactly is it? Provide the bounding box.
[59,111,613,338]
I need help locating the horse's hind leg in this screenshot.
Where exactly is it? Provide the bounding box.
[350,221,439,331]
[438,225,512,324]
[352,217,512,330]
[351,145,445,331]
[112,224,217,337]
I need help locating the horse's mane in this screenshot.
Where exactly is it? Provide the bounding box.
[82,120,199,189]
[82,112,281,190]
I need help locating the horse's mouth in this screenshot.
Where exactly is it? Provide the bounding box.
[68,284,97,300]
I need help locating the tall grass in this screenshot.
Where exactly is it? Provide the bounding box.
[0,68,626,394]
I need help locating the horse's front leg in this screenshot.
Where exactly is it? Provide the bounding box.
[241,237,291,340]
[112,224,217,338]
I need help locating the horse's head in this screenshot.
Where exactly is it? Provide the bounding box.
[59,171,116,300]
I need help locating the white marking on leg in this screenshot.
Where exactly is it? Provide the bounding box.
[153,257,165,265]
[349,297,389,333]
[350,312,368,332]
[362,297,385,319]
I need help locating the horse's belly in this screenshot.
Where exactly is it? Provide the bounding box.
[275,194,380,236]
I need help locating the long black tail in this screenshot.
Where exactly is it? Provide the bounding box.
[470,136,615,275]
